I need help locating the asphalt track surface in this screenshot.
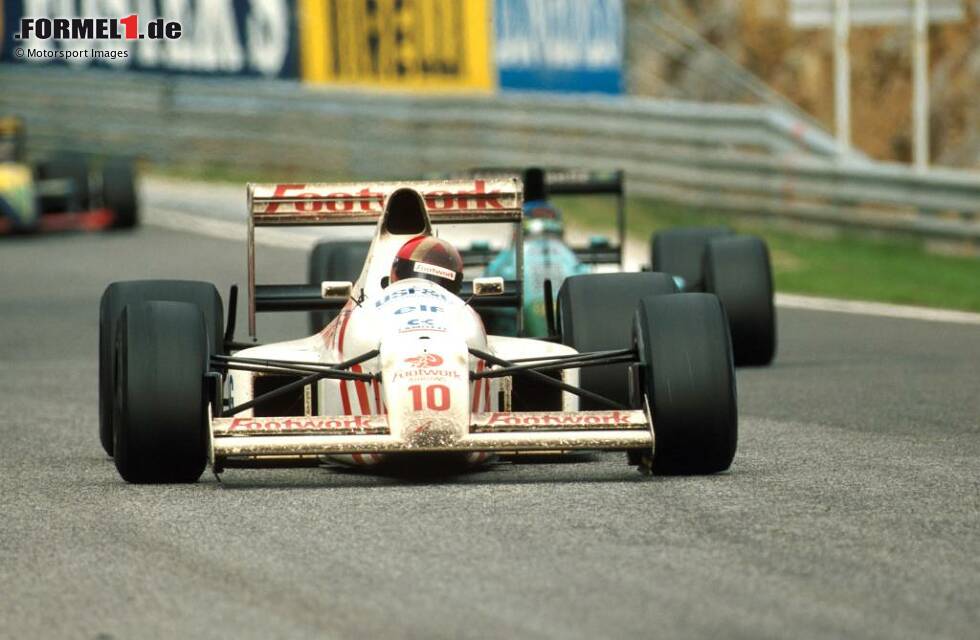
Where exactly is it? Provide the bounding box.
[1,184,978,639]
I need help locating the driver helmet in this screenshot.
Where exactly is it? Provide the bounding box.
[390,235,464,294]
[523,202,565,237]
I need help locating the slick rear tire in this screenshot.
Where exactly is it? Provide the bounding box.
[99,280,223,457]
[634,293,737,475]
[102,160,138,229]
[650,227,732,291]
[308,240,370,333]
[36,155,91,213]
[113,301,208,483]
[704,235,776,366]
[558,272,677,408]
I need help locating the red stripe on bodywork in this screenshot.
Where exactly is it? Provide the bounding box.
[340,380,352,415]
[351,364,371,414]
[337,308,354,414]
[337,307,352,352]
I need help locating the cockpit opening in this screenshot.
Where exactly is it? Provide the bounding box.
[382,188,429,235]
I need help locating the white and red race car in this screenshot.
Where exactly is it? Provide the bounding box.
[98,178,737,483]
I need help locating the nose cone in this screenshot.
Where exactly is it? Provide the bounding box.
[379,335,471,449]
[383,188,431,236]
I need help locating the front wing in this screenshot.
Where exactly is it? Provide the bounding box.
[210,410,651,468]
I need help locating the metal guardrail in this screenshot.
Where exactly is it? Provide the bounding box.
[1,66,977,243]
[629,6,839,138]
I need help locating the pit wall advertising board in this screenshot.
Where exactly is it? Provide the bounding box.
[0,0,299,78]
[494,0,623,94]
[298,0,493,91]
[295,0,622,94]
[0,0,624,93]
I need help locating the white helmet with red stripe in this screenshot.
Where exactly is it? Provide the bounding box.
[390,235,465,294]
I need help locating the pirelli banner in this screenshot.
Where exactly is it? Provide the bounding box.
[298,0,492,91]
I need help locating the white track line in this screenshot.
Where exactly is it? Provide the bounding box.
[148,206,318,250]
[775,293,980,325]
[147,205,980,326]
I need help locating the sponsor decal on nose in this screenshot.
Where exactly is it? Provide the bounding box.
[404,353,445,368]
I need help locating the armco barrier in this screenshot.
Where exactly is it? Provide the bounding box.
[1,66,977,243]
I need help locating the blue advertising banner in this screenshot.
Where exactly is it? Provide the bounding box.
[0,0,298,78]
[494,0,623,94]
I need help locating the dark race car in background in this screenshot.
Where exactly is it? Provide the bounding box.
[0,116,139,235]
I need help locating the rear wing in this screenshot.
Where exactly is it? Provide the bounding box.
[245,179,524,338]
[542,169,625,267]
[444,168,626,267]
[248,179,522,225]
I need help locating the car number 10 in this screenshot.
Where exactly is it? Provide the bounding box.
[409,384,450,411]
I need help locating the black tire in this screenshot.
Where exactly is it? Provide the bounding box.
[99,280,223,457]
[113,301,208,483]
[650,227,732,291]
[102,160,138,229]
[704,235,776,366]
[307,240,370,332]
[35,155,91,213]
[634,293,737,475]
[558,272,677,408]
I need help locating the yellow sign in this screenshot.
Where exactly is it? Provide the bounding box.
[300,0,492,91]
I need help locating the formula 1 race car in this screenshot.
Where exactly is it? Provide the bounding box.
[0,116,138,235]
[98,178,737,483]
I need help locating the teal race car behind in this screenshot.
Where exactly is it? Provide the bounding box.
[475,168,625,336]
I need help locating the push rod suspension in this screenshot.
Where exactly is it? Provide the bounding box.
[221,349,380,417]
[468,347,628,410]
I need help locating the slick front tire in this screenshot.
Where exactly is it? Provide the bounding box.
[703,235,776,366]
[99,280,223,457]
[634,293,737,475]
[558,272,677,408]
[113,301,208,483]
[307,240,370,332]
[649,227,732,291]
